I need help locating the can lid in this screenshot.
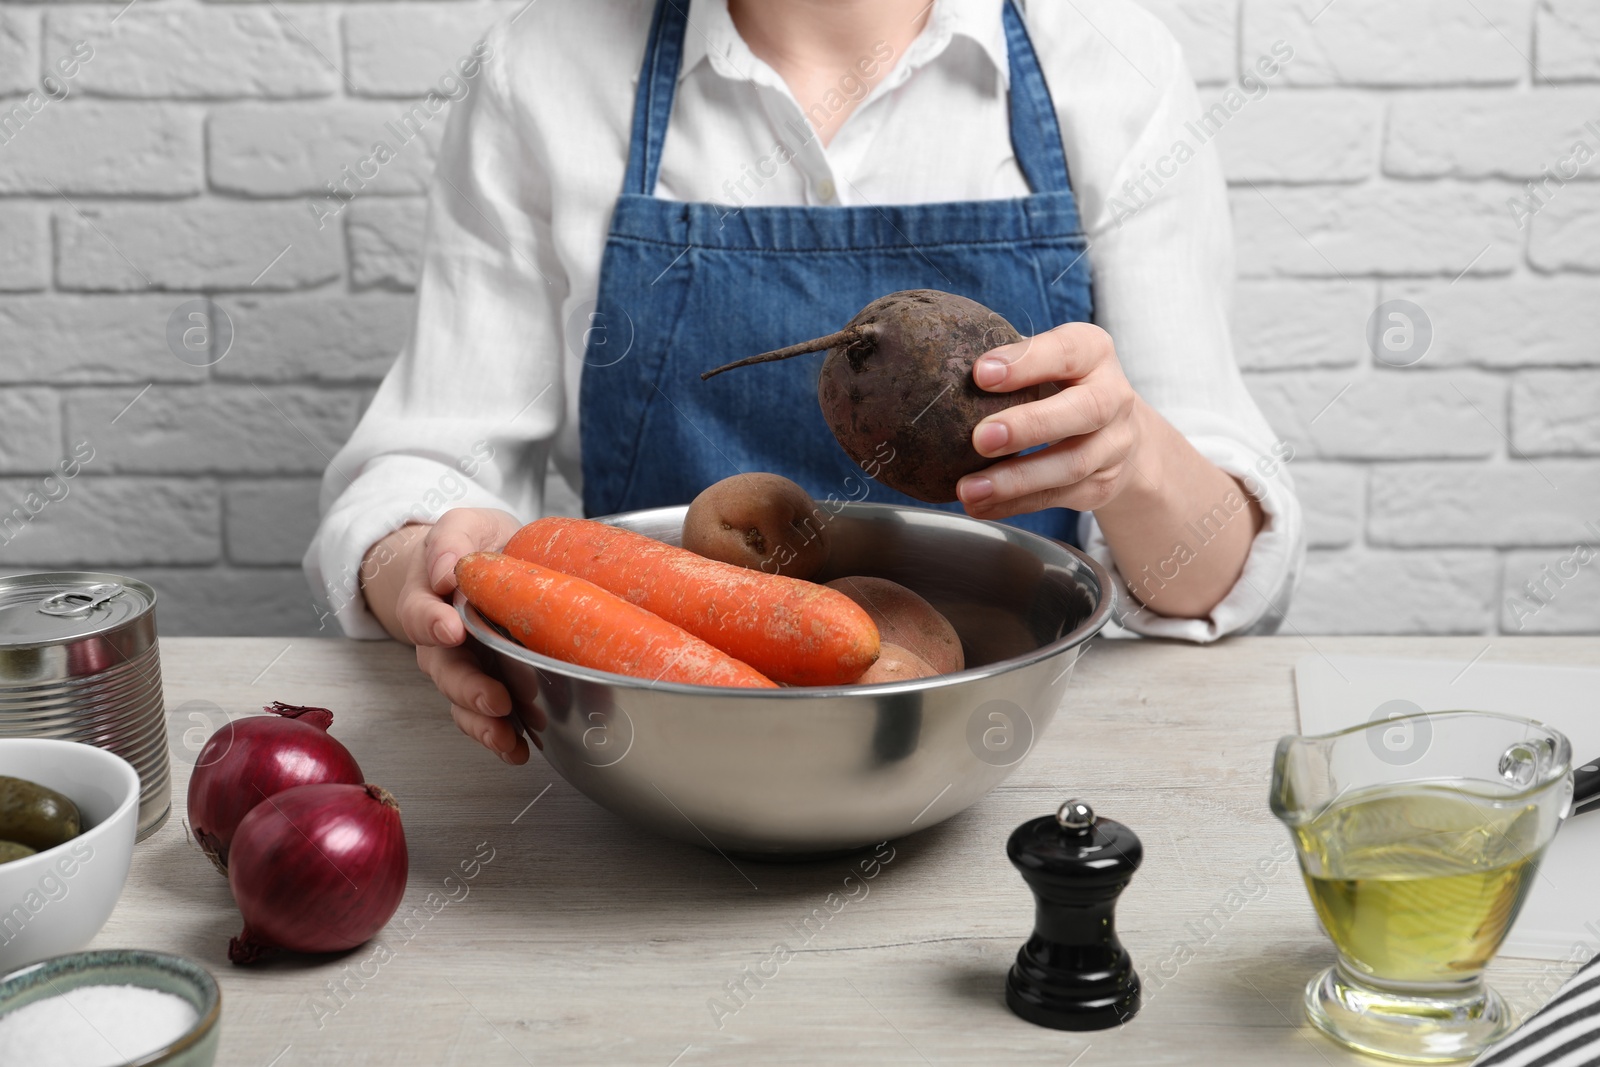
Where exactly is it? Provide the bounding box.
[0,572,156,647]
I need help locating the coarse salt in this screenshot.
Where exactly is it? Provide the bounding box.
[0,982,198,1067]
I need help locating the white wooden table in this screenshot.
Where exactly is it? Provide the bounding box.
[97,636,1599,1066]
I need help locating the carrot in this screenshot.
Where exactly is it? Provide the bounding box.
[455,552,776,689]
[503,517,880,687]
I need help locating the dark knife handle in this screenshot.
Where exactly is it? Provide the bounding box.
[1575,756,1600,817]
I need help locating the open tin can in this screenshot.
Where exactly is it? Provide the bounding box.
[0,572,170,840]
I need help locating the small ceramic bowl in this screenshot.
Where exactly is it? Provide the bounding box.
[0,948,220,1066]
[0,739,140,971]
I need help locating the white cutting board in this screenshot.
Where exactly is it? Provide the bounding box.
[1294,654,1600,961]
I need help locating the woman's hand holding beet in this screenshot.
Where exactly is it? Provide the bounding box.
[361,506,535,764]
[956,322,1148,518]
[960,321,1264,619]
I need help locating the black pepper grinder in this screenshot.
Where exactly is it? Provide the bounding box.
[1005,798,1142,1030]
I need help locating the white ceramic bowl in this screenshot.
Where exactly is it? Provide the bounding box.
[0,739,139,971]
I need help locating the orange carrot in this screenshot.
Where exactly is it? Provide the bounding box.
[455,552,776,689]
[503,517,880,686]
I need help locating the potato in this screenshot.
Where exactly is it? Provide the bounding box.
[682,473,829,579]
[941,602,1038,668]
[854,643,938,685]
[825,576,964,674]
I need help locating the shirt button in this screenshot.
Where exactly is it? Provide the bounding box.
[816,179,837,203]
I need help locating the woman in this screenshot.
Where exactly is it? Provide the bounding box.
[306,0,1305,765]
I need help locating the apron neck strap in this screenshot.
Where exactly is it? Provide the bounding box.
[1002,0,1073,195]
[624,0,690,197]
[625,0,1074,198]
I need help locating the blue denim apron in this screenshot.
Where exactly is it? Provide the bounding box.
[579,0,1093,544]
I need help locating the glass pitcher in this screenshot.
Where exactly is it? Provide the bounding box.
[1270,710,1574,1063]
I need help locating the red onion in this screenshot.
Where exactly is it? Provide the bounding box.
[227,782,409,964]
[187,702,364,874]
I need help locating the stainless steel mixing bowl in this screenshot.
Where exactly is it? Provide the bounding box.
[459,503,1114,855]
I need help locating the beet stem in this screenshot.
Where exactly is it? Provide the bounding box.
[700,327,867,380]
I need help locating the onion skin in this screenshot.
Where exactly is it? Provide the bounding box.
[187,702,364,875]
[227,783,408,964]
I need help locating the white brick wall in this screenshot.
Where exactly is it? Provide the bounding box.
[0,0,1596,638]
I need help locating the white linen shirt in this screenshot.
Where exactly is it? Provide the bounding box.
[304,0,1305,642]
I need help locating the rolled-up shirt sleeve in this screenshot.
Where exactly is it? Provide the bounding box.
[1054,14,1306,642]
[303,22,566,639]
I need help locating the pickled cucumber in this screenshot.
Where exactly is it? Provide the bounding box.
[0,840,36,864]
[0,775,81,852]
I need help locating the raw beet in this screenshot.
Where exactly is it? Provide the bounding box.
[702,290,1050,503]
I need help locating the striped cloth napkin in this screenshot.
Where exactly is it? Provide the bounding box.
[1475,954,1600,1066]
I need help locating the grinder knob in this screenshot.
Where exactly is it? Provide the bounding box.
[1005,798,1142,1030]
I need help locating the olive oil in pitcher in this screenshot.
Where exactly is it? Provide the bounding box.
[1293,784,1544,986]
[1272,711,1573,1061]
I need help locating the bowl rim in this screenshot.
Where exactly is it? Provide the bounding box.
[458,501,1116,698]
[0,947,221,1067]
[0,738,141,877]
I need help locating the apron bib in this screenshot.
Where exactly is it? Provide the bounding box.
[579,0,1094,543]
